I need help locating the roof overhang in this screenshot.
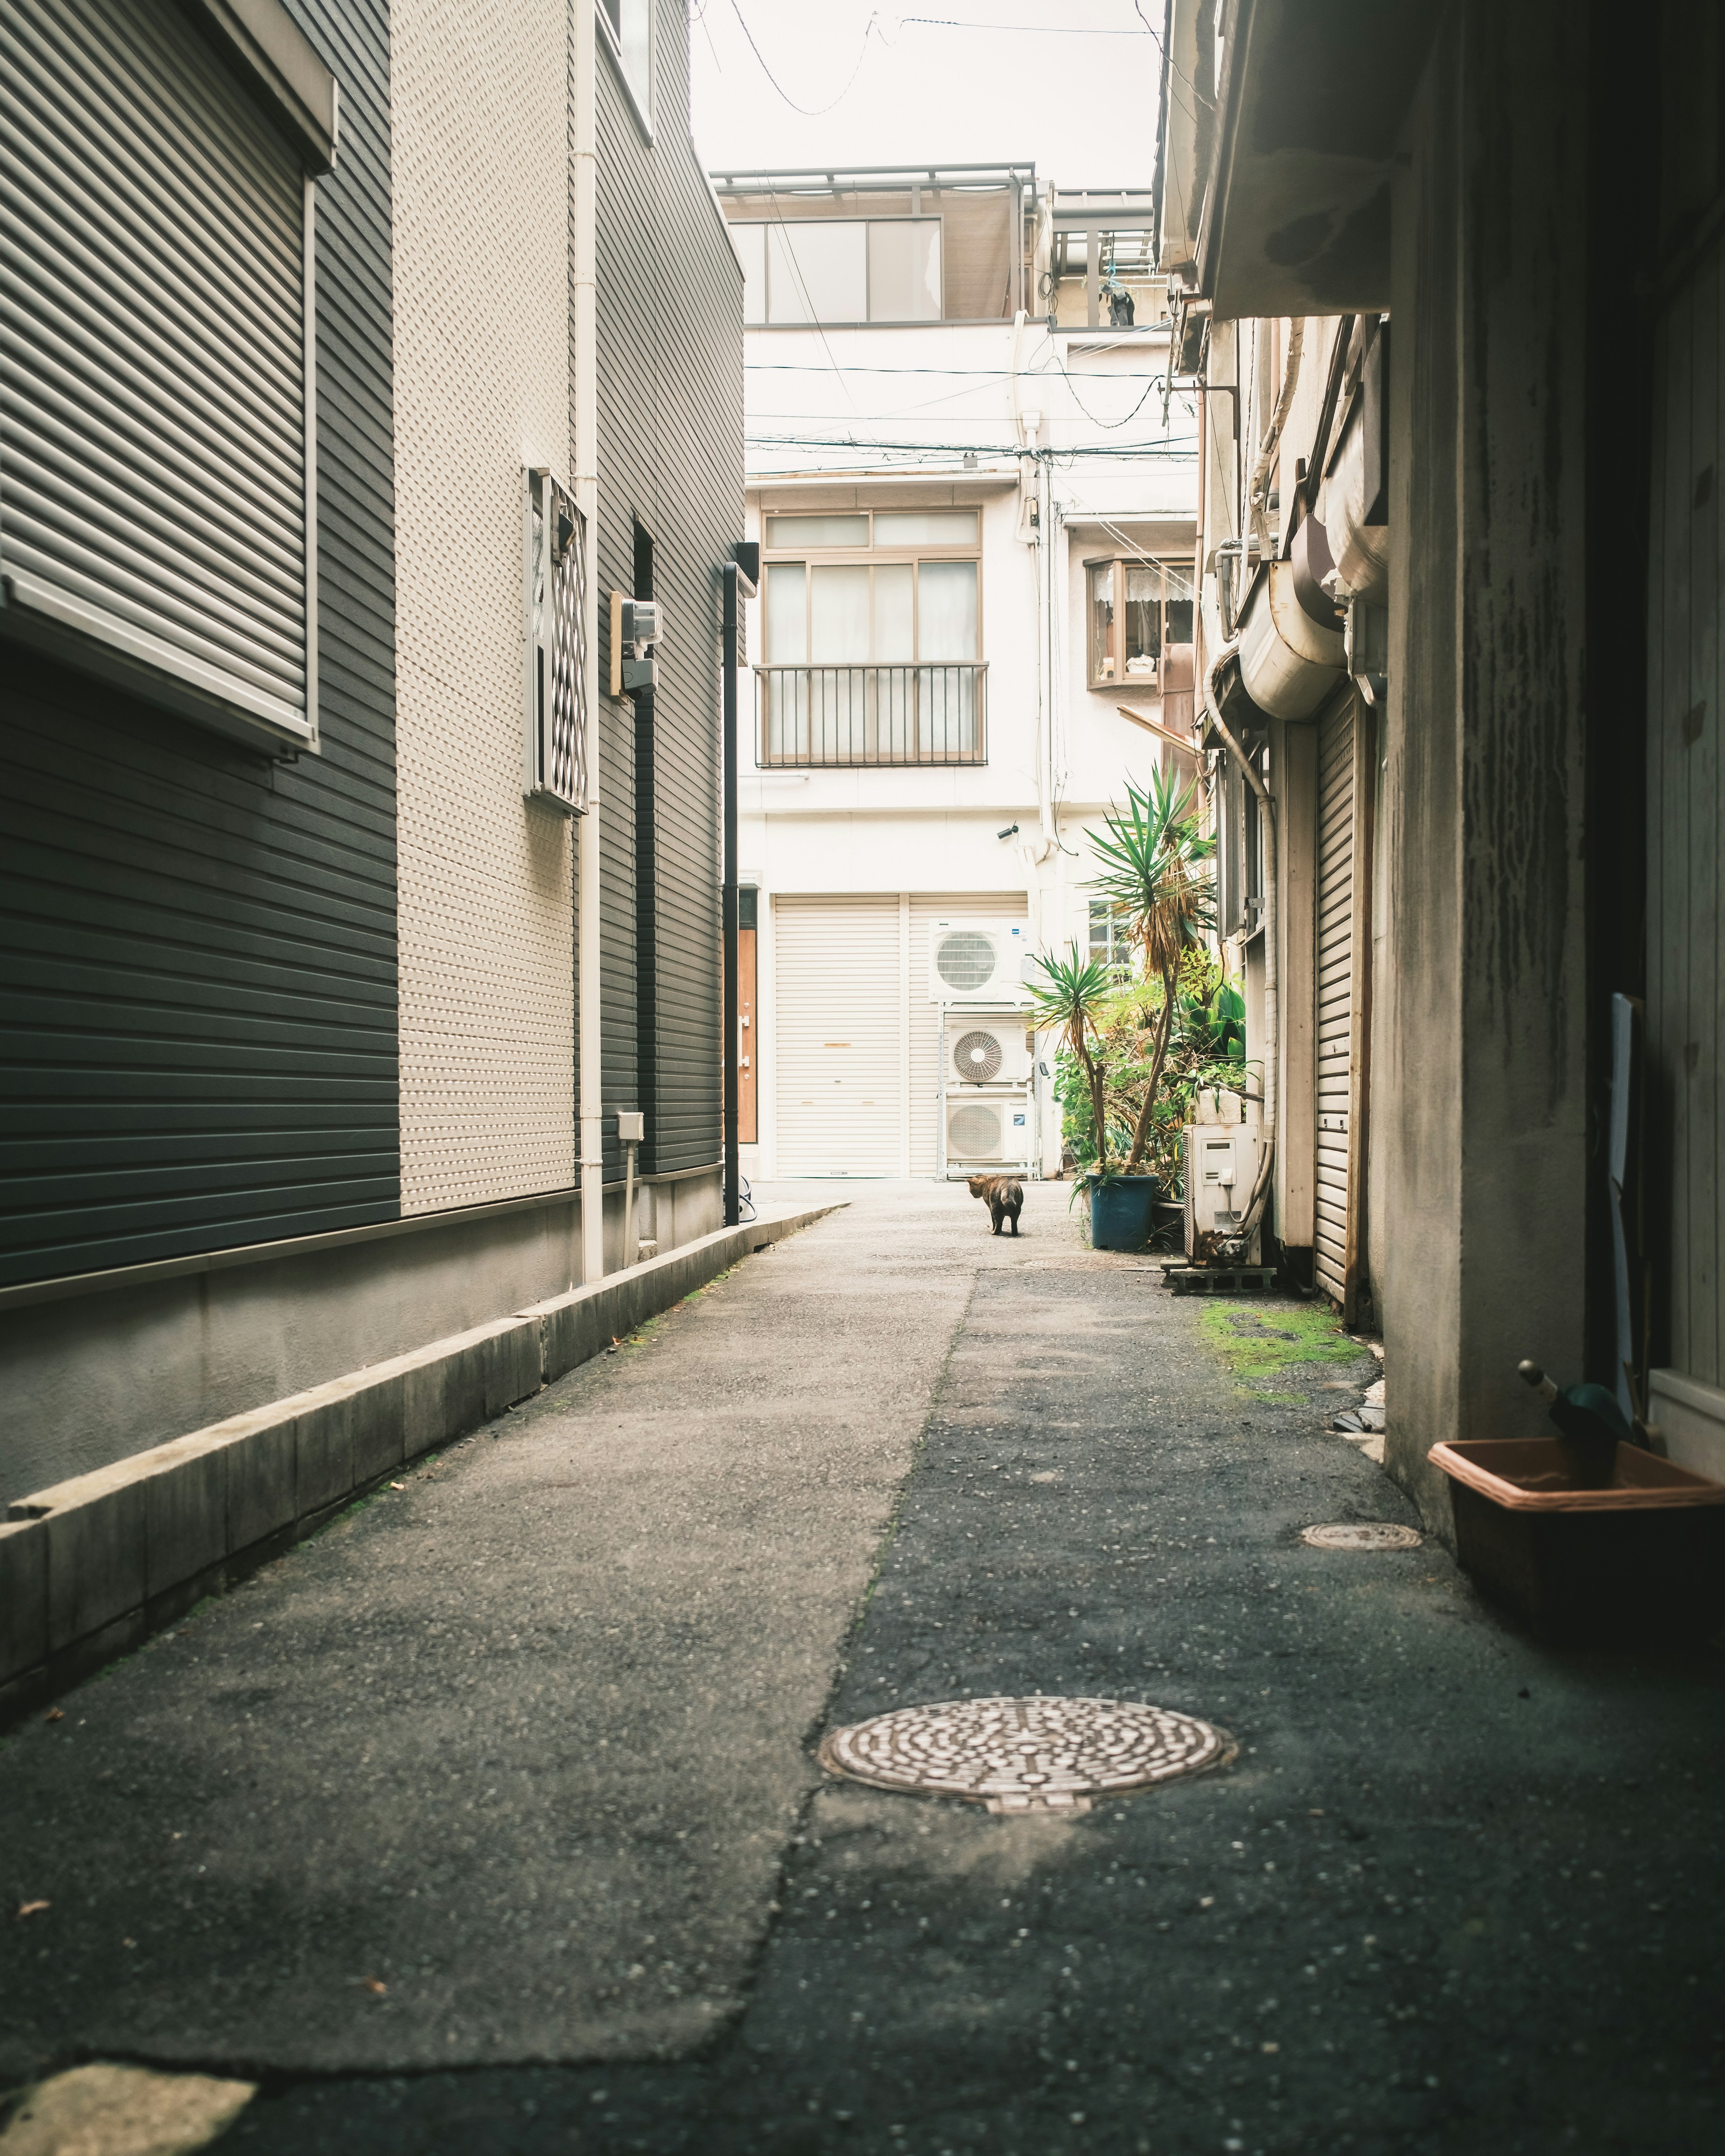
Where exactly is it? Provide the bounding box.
[1195,0,1441,319]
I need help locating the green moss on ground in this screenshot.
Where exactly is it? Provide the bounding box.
[1199,1300,1361,1391]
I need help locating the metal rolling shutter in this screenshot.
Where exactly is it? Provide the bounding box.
[1314,702,1356,1303]
[774,897,902,1175]
[909,892,1030,1175]
[1,0,312,740]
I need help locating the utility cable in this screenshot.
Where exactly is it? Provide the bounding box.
[724,0,882,115]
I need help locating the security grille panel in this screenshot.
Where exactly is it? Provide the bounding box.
[526,470,587,811]
[1,0,314,744]
[1314,700,1356,1303]
[926,918,1035,1004]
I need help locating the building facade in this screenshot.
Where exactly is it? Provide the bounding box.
[0,1,740,1497]
[1155,0,1724,1523]
[714,168,1199,1185]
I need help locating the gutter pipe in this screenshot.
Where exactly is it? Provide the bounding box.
[573,0,602,1284]
[1204,629,1278,1245]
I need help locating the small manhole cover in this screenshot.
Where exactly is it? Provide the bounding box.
[1301,1522,1423,1551]
[818,1695,1235,1814]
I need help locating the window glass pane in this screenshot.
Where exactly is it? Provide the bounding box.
[867,221,941,321]
[766,222,867,324]
[1088,561,1117,682]
[605,0,650,109]
[733,225,766,323]
[873,510,978,547]
[766,514,869,548]
[872,563,914,660]
[1166,596,1194,645]
[765,561,807,663]
[810,565,871,660]
[1123,565,1162,680]
[916,561,978,659]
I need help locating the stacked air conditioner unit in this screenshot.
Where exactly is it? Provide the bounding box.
[931,921,1039,1178]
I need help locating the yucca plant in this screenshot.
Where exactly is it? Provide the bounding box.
[1026,944,1117,1169]
[1086,769,1218,1173]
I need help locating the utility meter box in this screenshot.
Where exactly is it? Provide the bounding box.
[1184,1122,1267,1264]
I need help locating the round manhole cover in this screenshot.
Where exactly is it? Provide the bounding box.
[1301,1522,1424,1551]
[818,1695,1235,1814]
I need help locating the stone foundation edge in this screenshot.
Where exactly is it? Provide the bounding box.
[0,1206,838,1721]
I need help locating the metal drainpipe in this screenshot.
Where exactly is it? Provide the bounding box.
[1205,634,1278,1239]
[573,0,603,1284]
[722,565,741,1227]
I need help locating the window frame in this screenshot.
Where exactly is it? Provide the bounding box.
[1083,555,1194,694]
[733,216,945,327]
[597,0,653,141]
[761,511,982,665]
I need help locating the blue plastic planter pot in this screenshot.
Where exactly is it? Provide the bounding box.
[1088,1174,1160,1251]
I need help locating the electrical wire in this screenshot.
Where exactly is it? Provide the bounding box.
[723,0,882,116]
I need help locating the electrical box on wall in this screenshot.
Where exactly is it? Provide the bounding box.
[610,591,663,698]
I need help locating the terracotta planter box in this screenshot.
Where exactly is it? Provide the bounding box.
[1428,1438,1725,1643]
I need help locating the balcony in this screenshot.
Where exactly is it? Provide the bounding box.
[755,663,987,768]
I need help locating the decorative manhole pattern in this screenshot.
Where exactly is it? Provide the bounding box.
[1301,1521,1424,1551]
[818,1695,1235,1814]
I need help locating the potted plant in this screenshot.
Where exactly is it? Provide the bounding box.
[1031,773,1237,1251]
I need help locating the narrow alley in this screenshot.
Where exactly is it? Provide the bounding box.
[2,1193,1717,2154]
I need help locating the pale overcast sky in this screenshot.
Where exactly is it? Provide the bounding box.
[688,1,1164,191]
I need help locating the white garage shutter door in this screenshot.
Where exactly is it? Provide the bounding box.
[909,892,1030,1175]
[774,897,902,1175]
[1314,701,1356,1303]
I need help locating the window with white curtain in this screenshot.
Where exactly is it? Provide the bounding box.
[759,508,982,763]
[734,220,942,325]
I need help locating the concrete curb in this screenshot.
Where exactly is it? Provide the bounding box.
[0,1206,839,1724]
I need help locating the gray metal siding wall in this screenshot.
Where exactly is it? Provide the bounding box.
[0,0,398,1290]
[593,0,742,1178]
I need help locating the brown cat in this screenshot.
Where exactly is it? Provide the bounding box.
[967,1174,1024,1236]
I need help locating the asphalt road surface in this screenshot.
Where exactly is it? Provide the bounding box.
[2,1184,1719,2155]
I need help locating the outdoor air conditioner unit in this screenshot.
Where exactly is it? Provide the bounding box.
[945,1092,1032,1168]
[945,1013,1034,1087]
[927,919,1037,1005]
[1183,1122,1268,1264]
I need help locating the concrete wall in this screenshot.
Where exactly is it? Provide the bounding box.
[0,1202,827,1723]
[390,0,577,1214]
[0,1170,719,1498]
[1377,0,1592,1532]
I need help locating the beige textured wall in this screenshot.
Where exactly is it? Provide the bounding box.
[390,0,575,1212]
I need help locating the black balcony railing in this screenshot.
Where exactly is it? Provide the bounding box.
[755,663,987,767]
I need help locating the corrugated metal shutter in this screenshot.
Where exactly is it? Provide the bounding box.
[909,892,1029,1175]
[1,0,312,740]
[1314,702,1355,1303]
[774,897,902,1175]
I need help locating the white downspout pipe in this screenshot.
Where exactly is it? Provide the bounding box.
[1203,610,1278,1241]
[573,0,603,1284]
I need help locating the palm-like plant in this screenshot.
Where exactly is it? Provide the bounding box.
[1086,769,1217,1173]
[1026,945,1116,1166]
